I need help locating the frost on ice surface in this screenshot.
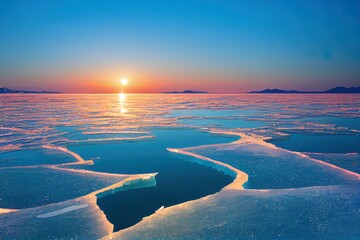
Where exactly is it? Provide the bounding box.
[305,152,360,174]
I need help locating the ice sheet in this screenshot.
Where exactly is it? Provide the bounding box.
[180,139,360,189]
[0,166,130,209]
[0,147,79,168]
[0,174,156,239]
[109,137,360,240]
[115,185,360,240]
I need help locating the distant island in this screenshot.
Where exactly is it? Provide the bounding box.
[248,86,360,94]
[0,87,60,94]
[163,90,208,94]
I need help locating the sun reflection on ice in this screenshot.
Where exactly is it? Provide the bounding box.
[118,93,128,114]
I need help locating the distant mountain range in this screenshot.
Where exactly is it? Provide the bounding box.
[248,86,360,94]
[0,87,60,94]
[2,86,359,94]
[163,90,208,94]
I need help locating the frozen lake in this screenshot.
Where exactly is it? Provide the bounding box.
[0,93,359,239]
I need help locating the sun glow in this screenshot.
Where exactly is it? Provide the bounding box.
[120,78,128,85]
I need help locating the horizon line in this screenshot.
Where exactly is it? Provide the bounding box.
[2,86,359,94]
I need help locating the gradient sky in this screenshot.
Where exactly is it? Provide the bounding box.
[0,0,359,93]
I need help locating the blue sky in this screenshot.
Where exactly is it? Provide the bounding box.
[0,0,359,92]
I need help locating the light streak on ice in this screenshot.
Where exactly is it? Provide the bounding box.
[37,204,89,218]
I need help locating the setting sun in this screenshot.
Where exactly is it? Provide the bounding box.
[120,78,128,85]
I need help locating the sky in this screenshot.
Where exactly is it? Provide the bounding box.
[0,0,359,93]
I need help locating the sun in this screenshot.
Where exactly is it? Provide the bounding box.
[120,78,128,85]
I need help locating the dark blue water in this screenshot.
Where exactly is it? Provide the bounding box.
[268,132,360,154]
[68,128,238,231]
